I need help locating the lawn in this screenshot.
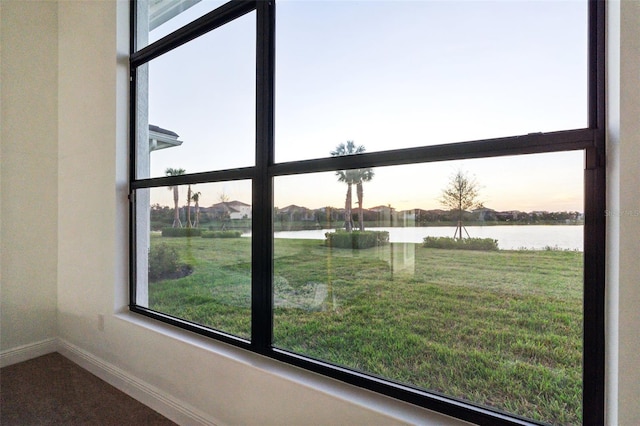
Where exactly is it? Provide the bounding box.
[148,235,583,425]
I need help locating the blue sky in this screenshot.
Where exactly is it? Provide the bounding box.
[145,0,587,212]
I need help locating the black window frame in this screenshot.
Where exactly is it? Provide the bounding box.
[129,1,605,424]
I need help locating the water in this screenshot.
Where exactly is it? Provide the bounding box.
[269,225,583,251]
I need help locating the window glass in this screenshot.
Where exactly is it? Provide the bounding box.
[136,0,228,49]
[131,0,603,423]
[273,151,584,423]
[137,181,252,339]
[275,1,588,163]
[137,12,256,179]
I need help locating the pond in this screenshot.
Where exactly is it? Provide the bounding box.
[269,225,583,251]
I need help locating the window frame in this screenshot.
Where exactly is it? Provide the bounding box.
[129,1,605,424]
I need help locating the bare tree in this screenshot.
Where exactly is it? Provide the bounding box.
[440,169,482,239]
[219,192,230,203]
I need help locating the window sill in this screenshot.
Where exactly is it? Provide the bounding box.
[113,311,469,425]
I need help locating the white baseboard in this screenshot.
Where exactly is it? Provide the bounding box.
[57,339,220,426]
[0,338,57,368]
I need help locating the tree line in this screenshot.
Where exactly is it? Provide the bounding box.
[157,147,580,238]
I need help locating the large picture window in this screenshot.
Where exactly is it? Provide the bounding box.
[130,1,605,424]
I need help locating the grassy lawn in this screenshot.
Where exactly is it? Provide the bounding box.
[148,235,583,424]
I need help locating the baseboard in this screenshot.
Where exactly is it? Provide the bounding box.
[57,339,220,426]
[0,338,57,368]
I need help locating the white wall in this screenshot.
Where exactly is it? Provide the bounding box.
[0,1,58,359]
[1,0,638,424]
[607,1,640,424]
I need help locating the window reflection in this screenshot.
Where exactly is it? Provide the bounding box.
[273,152,584,423]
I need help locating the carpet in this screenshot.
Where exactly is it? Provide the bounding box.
[0,352,178,425]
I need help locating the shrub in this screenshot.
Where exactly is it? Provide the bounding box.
[422,236,498,251]
[161,227,203,237]
[148,243,180,281]
[150,221,168,231]
[201,230,243,238]
[325,230,389,249]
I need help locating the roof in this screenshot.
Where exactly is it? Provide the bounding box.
[148,125,182,152]
[279,204,308,212]
[149,124,179,137]
[209,201,250,211]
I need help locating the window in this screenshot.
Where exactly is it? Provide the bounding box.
[130,1,605,424]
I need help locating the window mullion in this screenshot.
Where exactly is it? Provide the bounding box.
[251,0,276,351]
[131,0,256,67]
[582,2,606,423]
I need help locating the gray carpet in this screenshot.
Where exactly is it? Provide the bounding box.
[0,352,178,425]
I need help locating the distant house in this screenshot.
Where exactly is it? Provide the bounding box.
[414,209,450,223]
[396,210,416,226]
[278,204,315,221]
[495,210,526,221]
[473,207,497,221]
[208,200,251,220]
[369,205,396,226]
[369,205,390,213]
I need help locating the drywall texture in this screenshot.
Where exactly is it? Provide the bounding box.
[1,1,58,352]
[610,1,640,424]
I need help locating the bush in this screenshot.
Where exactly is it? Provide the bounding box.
[150,221,169,231]
[325,230,389,249]
[422,236,498,251]
[201,230,243,238]
[161,227,203,237]
[148,243,180,281]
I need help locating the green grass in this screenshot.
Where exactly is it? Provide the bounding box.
[147,235,583,424]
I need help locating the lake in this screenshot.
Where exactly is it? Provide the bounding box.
[270,225,583,251]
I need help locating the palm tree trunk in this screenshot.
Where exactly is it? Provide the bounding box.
[172,186,182,228]
[357,181,364,231]
[344,184,353,232]
[186,185,192,228]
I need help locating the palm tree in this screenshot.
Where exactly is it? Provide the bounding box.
[355,168,374,231]
[191,191,201,228]
[331,141,373,232]
[186,184,193,228]
[165,167,185,228]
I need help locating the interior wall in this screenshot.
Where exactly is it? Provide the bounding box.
[0,0,58,355]
[607,1,640,424]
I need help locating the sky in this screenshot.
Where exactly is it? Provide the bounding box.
[143,0,588,212]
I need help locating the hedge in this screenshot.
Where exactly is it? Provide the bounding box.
[325,230,389,249]
[422,236,498,251]
[161,227,203,237]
